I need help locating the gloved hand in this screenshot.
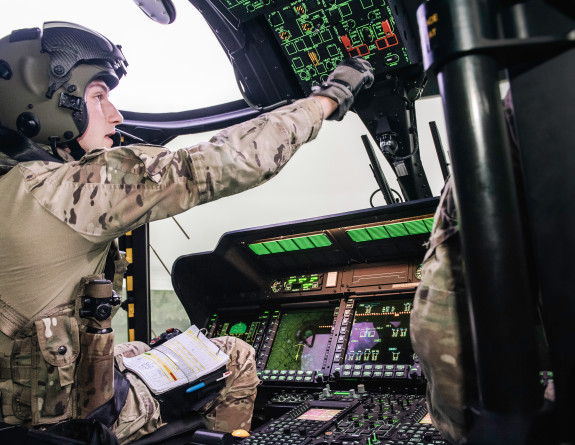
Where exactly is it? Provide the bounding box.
[310,57,374,121]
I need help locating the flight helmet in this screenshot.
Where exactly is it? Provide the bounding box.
[0,21,127,147]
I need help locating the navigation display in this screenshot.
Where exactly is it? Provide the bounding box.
[344,299,414,365]
[266,308,334,371]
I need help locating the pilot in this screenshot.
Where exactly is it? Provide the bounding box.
[0,22,373,444]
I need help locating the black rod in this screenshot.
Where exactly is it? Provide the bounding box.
[438,52,541,414]
[428,121,450,181]
[131,224,152,343]
[361,134,395,205]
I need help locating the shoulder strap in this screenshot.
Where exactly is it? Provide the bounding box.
[0,297,30,338]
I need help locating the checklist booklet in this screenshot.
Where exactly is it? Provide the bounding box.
[122,325,229,395]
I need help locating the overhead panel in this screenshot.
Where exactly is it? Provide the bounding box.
[265,0,414,92]
[206,0,420,95]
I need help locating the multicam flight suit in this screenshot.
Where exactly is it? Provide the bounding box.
[410,178,553,444]
[0,97,324,443]
[410,177,475,444]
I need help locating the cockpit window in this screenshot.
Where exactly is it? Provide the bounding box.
[0,0,242,112]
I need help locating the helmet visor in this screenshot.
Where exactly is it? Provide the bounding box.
[42,21,127,90]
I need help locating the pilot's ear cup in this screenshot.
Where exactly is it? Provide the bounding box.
[16,112,40,137]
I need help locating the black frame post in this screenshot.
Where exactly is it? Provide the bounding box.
[417,0,543,441]
[127,224,152,343]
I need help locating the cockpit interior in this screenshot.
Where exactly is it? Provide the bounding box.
[1,0,574,444]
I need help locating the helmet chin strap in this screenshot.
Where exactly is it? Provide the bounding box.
[67,138,86,161]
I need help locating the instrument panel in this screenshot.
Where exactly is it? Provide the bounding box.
[205,260,422,386]
[172,199,446,442]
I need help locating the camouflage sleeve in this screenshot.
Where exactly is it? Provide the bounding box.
[19,98,324,242]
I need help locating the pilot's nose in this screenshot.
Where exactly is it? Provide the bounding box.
[108,102,123,125]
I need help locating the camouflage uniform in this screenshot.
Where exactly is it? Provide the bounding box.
[0,98,324,442]
[410,177,474,444]
[113,336,260,444]
[411,176,553,444]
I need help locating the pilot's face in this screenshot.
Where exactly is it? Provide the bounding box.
[77,80,123,152]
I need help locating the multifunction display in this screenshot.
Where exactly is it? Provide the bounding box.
[266,308,335,371]
[345,299,414,365]
[271,273,323,293]
[209,296,418,382]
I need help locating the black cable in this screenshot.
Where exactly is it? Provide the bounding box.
[369,188,404,207]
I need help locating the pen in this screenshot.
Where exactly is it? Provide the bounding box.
[186,371,232,394]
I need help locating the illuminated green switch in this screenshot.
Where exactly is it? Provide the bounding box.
[403,219,429,235]
[366,225,390,240]
[278,238,299,251]
[309,234,332,247]
[293,237,315,249]
[423,217,435,231]
[262,241,284,253]
[249,243,270,255]
[347,228,371,242]
[384,223,409,238]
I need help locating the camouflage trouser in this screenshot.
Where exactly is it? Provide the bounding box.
[410,177,475,445]
[112,336,260,444]
[200,336,260,431]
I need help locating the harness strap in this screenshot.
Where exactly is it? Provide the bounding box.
[0,297,31,338]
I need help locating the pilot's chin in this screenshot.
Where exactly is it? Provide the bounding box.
[104,136,114,148]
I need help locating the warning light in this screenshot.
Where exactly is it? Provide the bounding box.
[295,4,306,15]
[280,31,291,40]
[375,20,399,50]
[301,22,312,32]
[309,51,320,66]
[340,35,370,57]
[381,20,393,38]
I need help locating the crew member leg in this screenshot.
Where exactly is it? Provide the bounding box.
[201,336,260,431]
[112,342,164,444]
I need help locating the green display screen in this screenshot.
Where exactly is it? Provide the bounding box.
[266,308,334,371]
